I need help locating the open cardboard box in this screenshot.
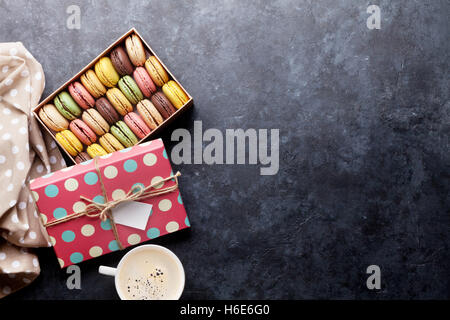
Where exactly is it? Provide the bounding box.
[33,28,193,164]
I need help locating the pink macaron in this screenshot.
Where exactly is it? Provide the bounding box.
[133,67,156,98]
[124,112,151,139]
[68,82,95,110]
[69,119,97,145]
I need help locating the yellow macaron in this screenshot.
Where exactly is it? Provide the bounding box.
[86,143,108,158]
[106,88,133,116]
[55,130,83,156]
[144,56,169,87]
[99,133,125,153]
[95,57,119,87]
[80,70,106,98]
[162,81,189,109]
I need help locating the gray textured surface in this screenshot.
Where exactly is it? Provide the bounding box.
[1,0,449,299]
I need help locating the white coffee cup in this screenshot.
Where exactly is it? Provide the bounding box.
[99,244,185,300]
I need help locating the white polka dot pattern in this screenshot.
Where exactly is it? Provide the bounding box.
[104,165,118,179]
[158,199,172,212]
[64,178,79,191]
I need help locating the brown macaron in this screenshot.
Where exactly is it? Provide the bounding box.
[150,92,176,119]
[75,151,91,164]
[110,46,134,76]
[95,97,120,125]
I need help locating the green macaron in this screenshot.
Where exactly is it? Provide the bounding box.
[118,75,144,105]
[54,91,82,120]
[110,120,138,148]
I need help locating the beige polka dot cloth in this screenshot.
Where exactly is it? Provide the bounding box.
[0,42,66,298]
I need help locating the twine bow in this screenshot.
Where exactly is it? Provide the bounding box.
[44,157,181,250]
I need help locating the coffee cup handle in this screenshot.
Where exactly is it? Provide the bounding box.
[99,265,117,277]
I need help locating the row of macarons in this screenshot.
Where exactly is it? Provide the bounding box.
[90,33,188,107]
[40,94,175,163]
[53,98,163,163]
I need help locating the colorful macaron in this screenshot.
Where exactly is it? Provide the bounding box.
[124,112,151,139]
[145,56,169,87]
[95,57,120,87]
[68,82,95,110]
[95,97,120,125]
[69,119,97,146]
[106,88,133,116]
[54,91,82,120]
[118,75,144,105]
[136,99,163,130]
[55,130,83,156]
[110,46,134,76]
[86,143,108,158]
[150,92,176,119]
[125,34,146,67]
[162,81,189,109]
[81,109,110,136]
[38,104,69,132]
[110,121,138,148]
[99,132,125,153]
[75,151,91,164]
[133,67,156,98]
[80,70,106,98]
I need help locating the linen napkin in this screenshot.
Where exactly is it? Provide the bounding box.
[0,42,66,298]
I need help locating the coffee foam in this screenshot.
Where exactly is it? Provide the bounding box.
[117,249,182,300]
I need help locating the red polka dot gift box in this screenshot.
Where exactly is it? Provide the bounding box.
[29,138,190,268]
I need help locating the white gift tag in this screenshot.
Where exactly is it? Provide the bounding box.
[111,201,153,230]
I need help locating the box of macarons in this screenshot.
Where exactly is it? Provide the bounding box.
[34,28,192,163]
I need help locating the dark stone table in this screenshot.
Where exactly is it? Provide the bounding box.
[1,0,448,299]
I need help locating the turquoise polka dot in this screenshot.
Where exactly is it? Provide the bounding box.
[147,227,160,239]
[178,193,183,204]
[162,149,168,159]
[185,217,190,227]
[81,159,93,165]
[45,184,59,198]
[84,172,98,185]
[131,183,145,194]
[108,240,119,251]
[101,219,112,230]
[53,207,67,219]
[93,195,105,204]
[123,159,137,172]
[70,252,83,264]
[62,230,76,242]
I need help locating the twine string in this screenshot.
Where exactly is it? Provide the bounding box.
[44,157,181,251]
